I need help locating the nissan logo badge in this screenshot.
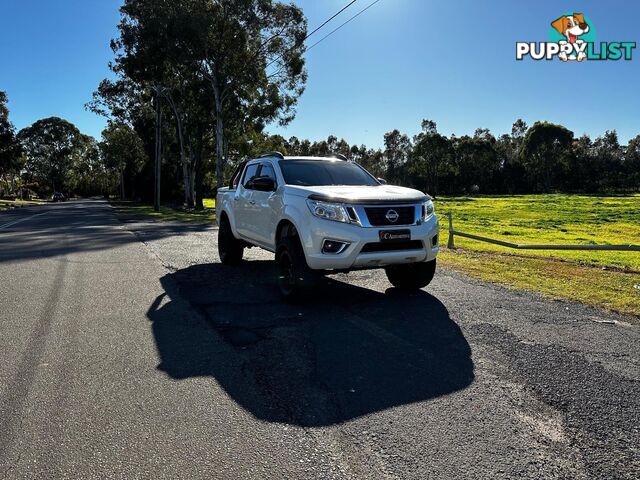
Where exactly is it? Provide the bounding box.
[385,209,399,223]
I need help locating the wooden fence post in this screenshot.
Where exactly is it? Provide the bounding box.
[447,212,455,249]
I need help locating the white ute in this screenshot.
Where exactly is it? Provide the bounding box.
[216,152,439,300]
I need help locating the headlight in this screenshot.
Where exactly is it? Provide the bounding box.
[306,199,351,224]
[422,199,435,220]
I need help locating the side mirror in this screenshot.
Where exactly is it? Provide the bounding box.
[250,176,276,192]
[377,178,387,185]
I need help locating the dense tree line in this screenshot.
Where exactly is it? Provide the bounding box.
[238,119,640,195]
[1,0,638,201]
[1,89,638,201]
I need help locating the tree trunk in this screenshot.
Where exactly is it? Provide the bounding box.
[177,119,189,207]
[154,91,162,212]
[130,174,136,201]
[182,162,191,207]
[213,85,225,190]
[187,143,197,207]
[119,169,125,200]
[167,97,193,208]
[190,168,196,208]
[194,145,204,210]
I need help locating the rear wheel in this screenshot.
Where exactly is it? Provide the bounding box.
[385,259,436,290]
[218,215,244,265]
[276,235,317,301]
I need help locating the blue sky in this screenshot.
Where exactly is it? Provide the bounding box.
[1,0,639,146]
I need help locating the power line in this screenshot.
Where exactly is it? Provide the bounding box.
[305,0,358,41]
[306,0,383,52]
[266,0,358,70]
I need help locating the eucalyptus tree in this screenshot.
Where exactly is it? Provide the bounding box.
[65,134,115,197]
[592,131,624,191]
[567,134,595,192]
[87,78,159,197]
[88,78,149,127]
[110,3,168,210]
[411,121,453,195]
[103,0,308,206]
[18,117,82,193]
[0,91,8,120]
[172,0,308,188]
[625,135,640,190]
[495,119,528,193]
[0,91,23,195]
[99,122,148,199]
[383,130,412,184]
[521,122,574,192]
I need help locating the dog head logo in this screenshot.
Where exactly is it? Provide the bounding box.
[551,13,590,61]
[516,14,635,62]
[551,13,589,44]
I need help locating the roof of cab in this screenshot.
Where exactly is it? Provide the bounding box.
[255,153,348,161]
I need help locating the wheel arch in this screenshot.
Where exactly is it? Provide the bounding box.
[275,218,298,244]
[218,208,239,237]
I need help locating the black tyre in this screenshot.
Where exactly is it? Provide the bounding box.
[385,259,436,290]
[276,236,317,301]
[218,215,244,265]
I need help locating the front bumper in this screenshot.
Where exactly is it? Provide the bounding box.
[301,214,439,270]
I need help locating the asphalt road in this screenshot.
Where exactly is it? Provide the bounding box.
[0,199,638,479]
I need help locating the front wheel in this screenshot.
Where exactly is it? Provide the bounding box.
[218,216,244,265]
[276,236,317,302]
[385,259,436,290]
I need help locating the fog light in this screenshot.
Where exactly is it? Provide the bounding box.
[431,234,438,247]
[322,239,349,254]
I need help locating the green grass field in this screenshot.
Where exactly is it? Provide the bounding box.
[436,195,640,317]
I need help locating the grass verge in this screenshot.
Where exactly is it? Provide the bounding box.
[111,199,216,222]
[0,199,46,211]
[436,194,640,318]
[439,249,639,318]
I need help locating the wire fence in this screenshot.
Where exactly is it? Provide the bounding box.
[446,212,640,252]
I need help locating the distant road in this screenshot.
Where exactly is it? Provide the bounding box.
[0,199,638,479]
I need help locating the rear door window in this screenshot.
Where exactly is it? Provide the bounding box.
[259,163,277,185]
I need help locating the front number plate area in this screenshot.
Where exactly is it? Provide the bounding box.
[379,229,411,242]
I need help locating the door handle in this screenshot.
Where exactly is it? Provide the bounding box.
[233,197,239,201]
[249,200,256,205]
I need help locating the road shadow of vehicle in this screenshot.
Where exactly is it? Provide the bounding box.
[148,261,474,426]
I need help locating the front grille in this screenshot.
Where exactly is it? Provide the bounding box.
[360,240,424,253]
[364,206,415,226]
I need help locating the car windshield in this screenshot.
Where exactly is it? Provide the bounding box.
[279,159,379,187]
